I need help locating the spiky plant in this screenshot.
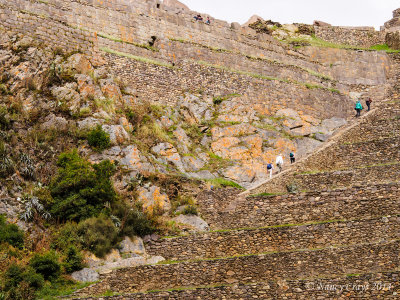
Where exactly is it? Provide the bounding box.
[19,153,35,179]
[21,196,51,224]
[0,142,14,177]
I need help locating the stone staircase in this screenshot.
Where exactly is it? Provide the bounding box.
[72,55,400,300]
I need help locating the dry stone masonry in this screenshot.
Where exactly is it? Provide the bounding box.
[1,0,400,298]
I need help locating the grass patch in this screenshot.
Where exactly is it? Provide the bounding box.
[248,192,286,197]
[35,280,94,299]
[369,44,400,53]
[97,32,158,52]
[93,97,115,115]
[206,177,244,189]
[202,152,233,173]
[100,47,173,68]
[287,35,400,54]
[169,37,232,53]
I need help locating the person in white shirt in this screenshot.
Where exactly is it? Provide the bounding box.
[276,154,283,173]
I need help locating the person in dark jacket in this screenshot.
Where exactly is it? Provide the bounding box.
[290,152,295,164]
[365,98,372,111]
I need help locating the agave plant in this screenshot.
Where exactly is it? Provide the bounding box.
[21,195,51,223]
[19,152,35,179]
[0,142,14,177]
[110,215,121,228]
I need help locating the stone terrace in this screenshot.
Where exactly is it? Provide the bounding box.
[73,53,400,299]
[0,0,392,117]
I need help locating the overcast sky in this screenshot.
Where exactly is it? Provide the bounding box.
[177,0,399,29]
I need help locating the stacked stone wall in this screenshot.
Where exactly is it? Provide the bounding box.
[76,241,400,296]
[289,163,400,192]
[314,25,385,48]
[198,183,400,229]
[251,100,400,194]
[80,271,400,299]
[0,0,392,119]
[146,216,400,261]
[0,3,98,59]
[104,52,350,117]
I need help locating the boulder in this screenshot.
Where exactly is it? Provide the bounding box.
[295,137,323,158]
[320,117,347,133]
[314,132,332,142]
[386,31,400,50]
[223,164,256,186]
[99,79,123,102]
[119,116,133,132]
[186,170,215,180]
[160,116,174,129]
[120,145,155,174]
[77,117,103,131]
[313,20,331,27]
[96,257,146,274]
[119,236,146,256]
[211,137,240,158]
[71,268,99,283]
[182,156,205,171]
[137,185,171,214]
[180,94,213,124]
[151,143,185,172]
[173,127,191,153]
[102,124,130,145]
[276,108,303,129]
[63,53,94,75]
[41,114,68,132]
[231,22,241,30]
[50,85,81,113]
[75,74,103,99]
[146,256,165,264]
[282,24,298,33]
[243,15,264,27]
[173,214,209,232]
[211,123,257,140]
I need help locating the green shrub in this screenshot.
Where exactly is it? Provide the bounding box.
[51,222,80,252]
[0,105,10,130]
[49,150,116,222]
[63,246,84,273]
[87,125,110,152]
[29,251,61,281]
[3,264,44,299]
[113,202,155,237]
[4,264,24,291]
[181,205,198,216]
[22,268,45,290]
[4,282,36,300]
[0,215,24,249]
[77,215,118,258]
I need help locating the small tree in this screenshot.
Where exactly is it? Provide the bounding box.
[0,215,24,249]
[77,215,118,258]
[29,251,61,281]
[50,150,116,222]
[63,246,84,273]
[87,125,110,152]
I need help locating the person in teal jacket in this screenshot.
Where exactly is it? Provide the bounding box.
[355,100,363,117]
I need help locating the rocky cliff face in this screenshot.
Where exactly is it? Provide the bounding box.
[0,1,399,297]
